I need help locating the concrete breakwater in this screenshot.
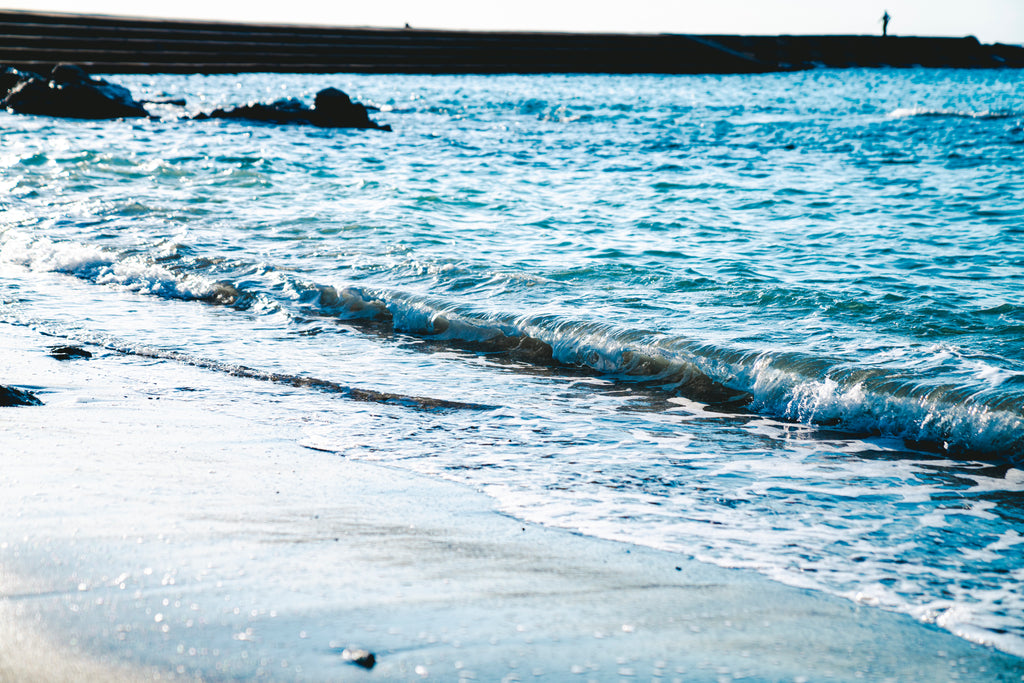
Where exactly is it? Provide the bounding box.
[1,9,1022,74]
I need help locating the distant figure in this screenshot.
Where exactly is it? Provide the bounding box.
[404,23,411,29]
[881,10,891,37]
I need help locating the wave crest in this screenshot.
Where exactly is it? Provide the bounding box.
[888,107,1018,120]
[4,232,1021,461]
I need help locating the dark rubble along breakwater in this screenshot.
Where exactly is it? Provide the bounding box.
[0,10,1022,74]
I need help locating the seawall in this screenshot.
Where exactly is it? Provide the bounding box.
[1,10,1022,75]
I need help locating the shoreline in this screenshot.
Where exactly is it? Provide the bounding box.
[2,320,1023,680]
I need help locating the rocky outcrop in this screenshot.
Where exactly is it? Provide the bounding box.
[195,87,390,130]
[1,62,149,119]
[2,63,390,130]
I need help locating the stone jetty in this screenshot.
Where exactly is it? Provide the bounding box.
[1,10,1021,75]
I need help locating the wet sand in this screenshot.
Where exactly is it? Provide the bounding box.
[1,321,1022,681]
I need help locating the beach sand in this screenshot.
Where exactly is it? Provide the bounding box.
[1,320,1022,681]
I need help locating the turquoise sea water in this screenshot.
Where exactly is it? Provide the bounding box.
[2,69,1023,656]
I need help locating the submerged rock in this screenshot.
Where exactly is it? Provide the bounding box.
[0,385,43,407]
[49,345,93,361]
[1,63,149,119]
[196,96,307,125]
[196,87,390,130]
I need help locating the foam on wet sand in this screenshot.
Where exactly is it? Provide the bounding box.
[1,321,1022,681]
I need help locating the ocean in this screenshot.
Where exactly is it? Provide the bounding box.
[2,68,1023,658]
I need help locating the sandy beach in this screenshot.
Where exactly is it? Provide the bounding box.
[1,320,1021,682]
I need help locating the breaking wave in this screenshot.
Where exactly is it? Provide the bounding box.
[5,230,1021,462]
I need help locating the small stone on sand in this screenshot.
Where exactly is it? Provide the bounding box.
[342,647,376,669]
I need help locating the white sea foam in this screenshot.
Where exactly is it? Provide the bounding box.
[888,107,1016,120]
[0,230,113,274]
[0,231,224,302]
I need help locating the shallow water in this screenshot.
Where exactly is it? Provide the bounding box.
[2,68,1023,655]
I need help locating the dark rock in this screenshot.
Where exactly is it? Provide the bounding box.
[0,385,43,407]
[196,97,310,125]
[341,648,376,669]
[2,63,149,120]
[312,87,387,129]
[49,345,93,361]
[196,88,389,131]
[51,63,142,108]
[991,43,1024,68]
[1,66,39,98]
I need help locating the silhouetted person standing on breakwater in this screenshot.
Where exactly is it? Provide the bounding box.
[881,11,891,37]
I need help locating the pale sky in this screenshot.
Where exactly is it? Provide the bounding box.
[4,0,1024,44]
